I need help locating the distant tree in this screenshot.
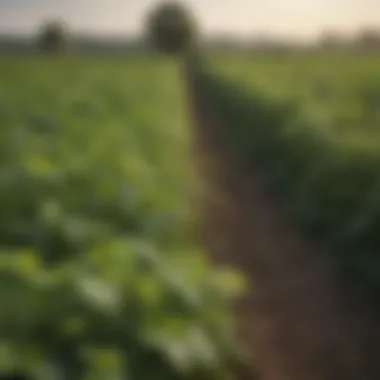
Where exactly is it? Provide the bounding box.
[145,1,198,55]
[356,28,380,48]
[37,20,68,52]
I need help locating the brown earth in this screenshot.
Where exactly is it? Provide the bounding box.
[183,62,380,380]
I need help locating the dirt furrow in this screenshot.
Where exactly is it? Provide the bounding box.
[183,63,379,380]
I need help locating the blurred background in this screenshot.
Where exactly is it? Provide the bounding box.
[1,0,380,52]
[1,1,380,380]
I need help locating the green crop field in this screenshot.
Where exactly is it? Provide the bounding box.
[3,50,380,379]
[0,56,244,379]
[200,51,380,302]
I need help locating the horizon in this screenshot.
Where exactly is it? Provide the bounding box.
[0,0,380,42]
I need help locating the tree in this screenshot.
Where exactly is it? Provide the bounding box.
[145,1,198,55]
[37,20,68,53]
[356,28,380,48]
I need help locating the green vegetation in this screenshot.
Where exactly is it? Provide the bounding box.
[0,56,244,379]
[200,52,380,303]
[5,48,380,379]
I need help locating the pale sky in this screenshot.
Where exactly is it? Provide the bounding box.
[1,0,380,40]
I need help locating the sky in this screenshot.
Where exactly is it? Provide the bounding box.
[0,0,380,41]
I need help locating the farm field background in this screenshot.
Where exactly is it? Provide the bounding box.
[207,52,380,141]
[0,56,243,379]
[201,51,380,303]
[2,50,380,379]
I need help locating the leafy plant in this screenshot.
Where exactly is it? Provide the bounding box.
[200,52,380,305]
[0,56,244,379]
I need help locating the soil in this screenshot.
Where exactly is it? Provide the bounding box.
[183,62,380,380]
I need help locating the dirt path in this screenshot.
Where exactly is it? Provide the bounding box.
[183,63,379,380]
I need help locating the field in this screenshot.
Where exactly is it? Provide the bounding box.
[0,56,243,379]
[201,51,380,302]
[2,51,380,380]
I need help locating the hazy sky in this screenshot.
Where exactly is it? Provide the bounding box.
[1,0,380,40]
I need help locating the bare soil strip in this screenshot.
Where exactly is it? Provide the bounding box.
[184,63,380,380]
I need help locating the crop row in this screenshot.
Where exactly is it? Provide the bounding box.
[0,56,242,379]
[198,52,380,305]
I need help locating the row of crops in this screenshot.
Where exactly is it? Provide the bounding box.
[0,56,244,379]
[198,51,380,305]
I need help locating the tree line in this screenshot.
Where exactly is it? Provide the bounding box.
[2,0,380,55]
[35,1,198,55]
